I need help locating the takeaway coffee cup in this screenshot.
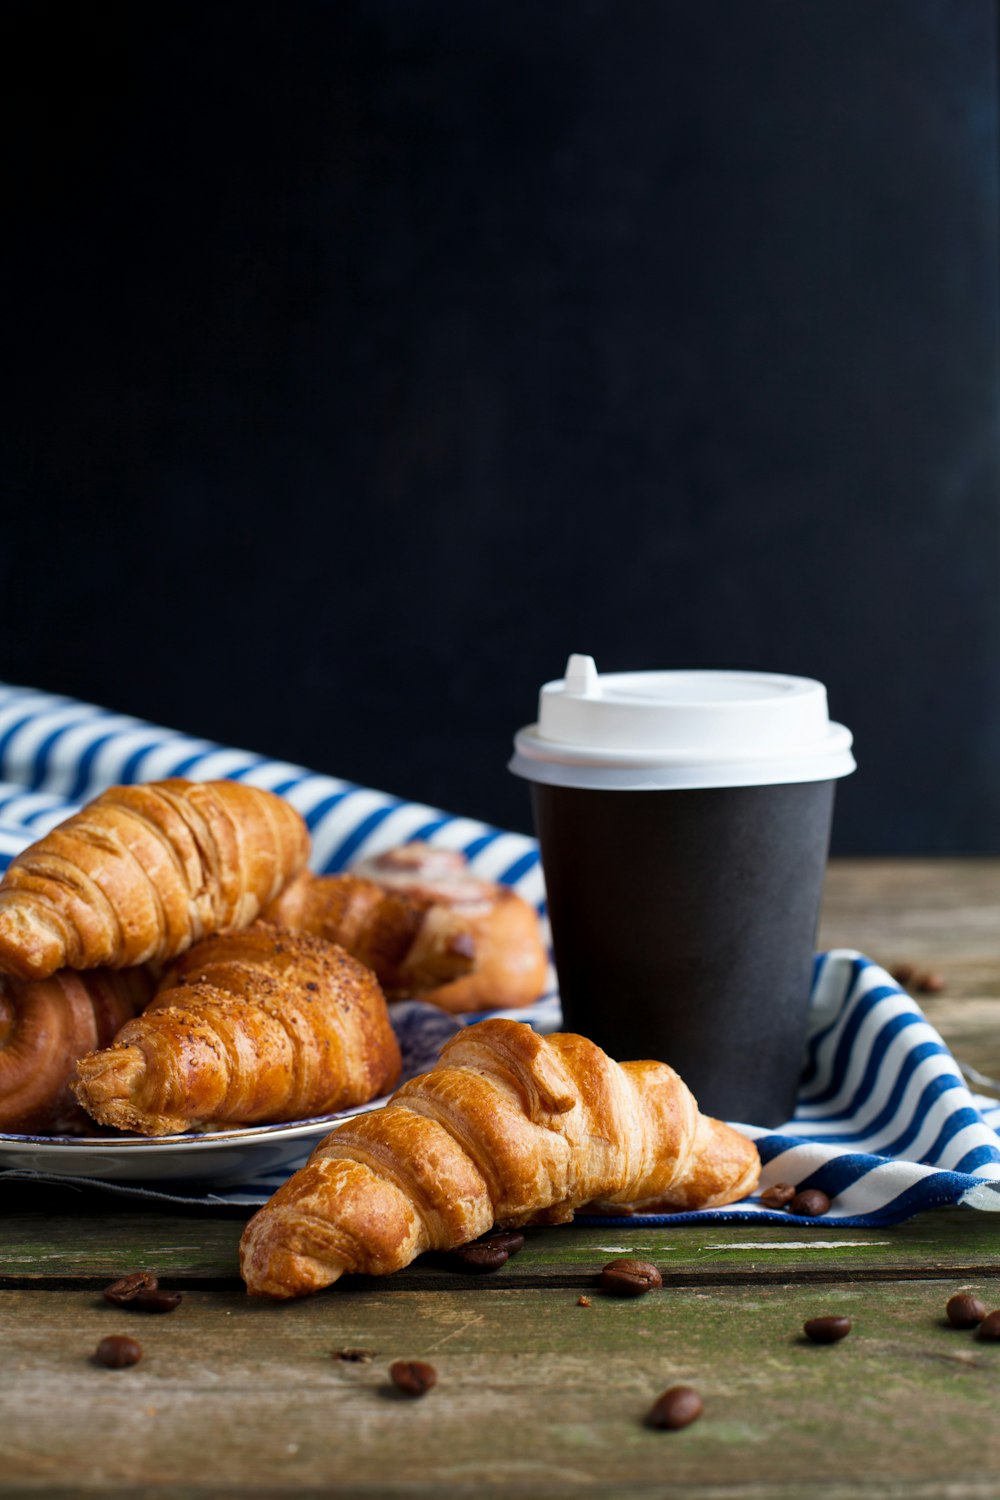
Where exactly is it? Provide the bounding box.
[509,656,856,1125]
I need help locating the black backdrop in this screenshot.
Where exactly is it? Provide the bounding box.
[5,0,1000,851]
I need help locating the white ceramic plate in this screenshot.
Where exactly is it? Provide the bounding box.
[0,1096,390,1188]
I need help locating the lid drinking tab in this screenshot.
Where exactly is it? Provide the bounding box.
[563,653,600,697]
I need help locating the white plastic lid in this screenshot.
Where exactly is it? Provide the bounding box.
[509,655,856,791]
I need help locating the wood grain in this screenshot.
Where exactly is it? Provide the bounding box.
[820,860,1000,969]
[2,1281,1000,1497]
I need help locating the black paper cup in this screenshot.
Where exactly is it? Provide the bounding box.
[531,778,836,1125]
[511,659,855,1126]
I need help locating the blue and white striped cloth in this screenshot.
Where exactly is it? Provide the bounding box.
[0,681,998,1225]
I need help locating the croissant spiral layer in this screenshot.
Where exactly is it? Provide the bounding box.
[0,966,153,1133]
[0,780,310,980]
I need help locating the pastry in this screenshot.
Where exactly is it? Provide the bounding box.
[0,966,153,1133]
[353,843,502,905]
[72,924,401,1136]
[265,845,548,1012]
[0,779,310,980]
[239,1017,760,1298]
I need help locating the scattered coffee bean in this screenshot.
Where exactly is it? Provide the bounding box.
[760,1183,797,1210]
[451,1242,510,1272]
[577,1296,592,1308]
[477,1230,525,1256]
[788,1189,832,1218]
[977,1310,1000,1342]
[599,1258,663,1297]
[946,1294,986,1329]
[133,1288,182,1314]
[647,1385,703,1430]
[915,972,946,995]
[333,1348,376,1363]
[389,1359,437,1397]
[94,1335,143,1368]
[890,963,916,986]
[103,1271,158,1306]
[803,1315,852,1344]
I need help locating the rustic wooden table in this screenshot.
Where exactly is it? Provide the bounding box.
[2,861,999,1499]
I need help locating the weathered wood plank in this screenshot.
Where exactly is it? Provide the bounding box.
[820,859,1000,970]
[2,1279,1000,1496]
[2,1209,999,1289]
[820,861,1000,1088]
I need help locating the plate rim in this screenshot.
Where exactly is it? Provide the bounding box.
[0,1094,389,1152]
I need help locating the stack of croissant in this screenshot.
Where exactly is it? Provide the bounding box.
[0,775,759,1299]
[0,778,549,1134]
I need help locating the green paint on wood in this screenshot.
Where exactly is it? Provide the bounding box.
[2,1208,999,1288]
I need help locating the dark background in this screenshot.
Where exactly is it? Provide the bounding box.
[5,0,999,850]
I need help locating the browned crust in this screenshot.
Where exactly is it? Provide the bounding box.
[0,781,310,979]
[73,925,401,1136]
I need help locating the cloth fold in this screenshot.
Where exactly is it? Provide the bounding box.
[0,681,997,1225]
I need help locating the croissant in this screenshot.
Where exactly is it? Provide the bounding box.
[0,966,153,1133]
[0,779,310,981]
[265,845,548,1012]
[240,1017,760,1298]
[72,925,402,1136]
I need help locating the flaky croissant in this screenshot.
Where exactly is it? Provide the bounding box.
[72,925,401,1136]
[0,780,310,980]
[240,1017,760,1298]
[0,966,153,1133]
[265,845,548,1013]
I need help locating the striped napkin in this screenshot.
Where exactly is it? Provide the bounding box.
[0,681,998,1225]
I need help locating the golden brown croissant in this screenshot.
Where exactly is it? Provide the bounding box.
[240,1017,760,1298]
[0,966,153,1133]
[72,925,402,1136]
[265,844,548,1013]
[0,779,310,981]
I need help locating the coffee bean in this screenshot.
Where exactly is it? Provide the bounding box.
[760,1184,797,1210]
[788,1189,832,1218]
[803,1315,852,1344]
[451,1243,510,1272]
[133,1288,182,1314]
[977,1310,1000,1342]
[478,1231,525,1256]
[647,1385,703,1430]
[94,1335,143,1368]
[577,1296,592,1307]
[946,1294,985,1329]
[333,1347,376,1363]
[890,963,916,986]
[103,1271,158,1306]
[389,1359,437,1397]
[915,972,946,994]
[599,1258,663,1297]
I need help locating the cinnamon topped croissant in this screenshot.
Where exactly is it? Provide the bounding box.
[265,843,548,1012]
[0,780,309,980]
[73,925,401,1136]
[240,1018,760,1299]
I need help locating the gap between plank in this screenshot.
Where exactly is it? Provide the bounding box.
[3,1263,1000,1293]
